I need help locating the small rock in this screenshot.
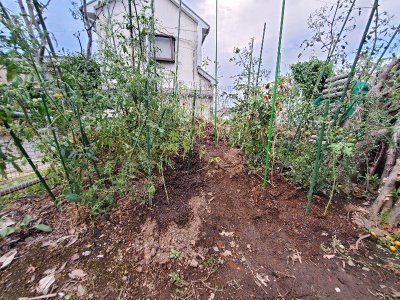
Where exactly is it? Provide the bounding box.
[77,284,86,297]
[222,250,232,257]
[347,260,355,267]
[335,287,341,293]
[136,266,143,273]
[213,246,219,252]
[122,276,128,281]
[190,259,199,268]
[82,251,91,257]
[190,240,196,246]
[208,292,215,300]
[362,267,370,272]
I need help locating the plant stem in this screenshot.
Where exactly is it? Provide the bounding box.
[324,160,337,216]
[256,22,267,88]
[246,38,254,100]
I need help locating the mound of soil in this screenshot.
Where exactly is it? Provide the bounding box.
[0,131,399,299]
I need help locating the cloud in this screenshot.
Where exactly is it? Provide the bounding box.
[187,0,399,86]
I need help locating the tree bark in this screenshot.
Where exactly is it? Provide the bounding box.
[368,58,400,96]
[370,158,400,218]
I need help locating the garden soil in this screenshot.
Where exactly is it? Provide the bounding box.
[0,127,399,299]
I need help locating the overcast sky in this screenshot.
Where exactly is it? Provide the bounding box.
[2,0,399,87]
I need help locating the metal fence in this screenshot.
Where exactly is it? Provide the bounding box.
[0,135,49,185]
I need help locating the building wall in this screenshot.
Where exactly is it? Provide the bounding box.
[95,0,206,84]
[93,0,213,118]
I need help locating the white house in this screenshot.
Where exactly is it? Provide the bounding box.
[85,0,216,117]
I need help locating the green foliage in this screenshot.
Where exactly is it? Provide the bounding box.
[169,272,185,287]
[0,2,196,216]
[0,215,52,238]
[169,249,181,260]
[290,59,333,100]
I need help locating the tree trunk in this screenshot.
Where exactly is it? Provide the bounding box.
[370,158,400,220]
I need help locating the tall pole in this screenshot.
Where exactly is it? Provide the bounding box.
[305,0,379,215]
[174,0,183,97]
[214,0,218,145]
[263,0,286,189]
[256,22,267,88]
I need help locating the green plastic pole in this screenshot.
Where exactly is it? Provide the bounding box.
[305,0,378,215]
[174,0,183,97]
[305,98,330,215]
[290,0,356,149]
[332,0,379,126]
[263,0,286,189]
[339,23,399,125]
[214,0,218,145]
[187,89,197,175]
[40,93,74,191]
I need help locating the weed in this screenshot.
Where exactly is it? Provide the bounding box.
[204,254,217,270]
[169,272,185,288]
[379,209,390,225]
[169,249,181,260]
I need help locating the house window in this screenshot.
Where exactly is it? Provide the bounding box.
[155,34,175,63]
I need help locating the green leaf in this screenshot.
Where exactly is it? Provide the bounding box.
[21,215,32,227]
[0,226,16,238]
[66,194,81,203]
[6,64,17,82]
[32,224,52,233]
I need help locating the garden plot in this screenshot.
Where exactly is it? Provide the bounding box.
[0,132,399,299]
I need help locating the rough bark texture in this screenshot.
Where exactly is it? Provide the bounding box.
[368,58,400,96]
[370,159,400,217]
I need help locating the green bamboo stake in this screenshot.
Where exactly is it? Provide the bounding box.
[263,0,286,189]
[339,23,400,124]
[331,0,379,126]
[290,0,356,149]
[187,88,197,175]
[174,0,183,97]
[40,93,74,191]
[4,121,57,203]
[256,22,267,88]
[305,0,378,215]
[214,0,218,145]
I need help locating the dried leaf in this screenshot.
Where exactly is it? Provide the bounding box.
[37,274,55,295]
[68,269,87,279]
[0,249,17,269]
[0,217,15,231]
[323,254,335,260]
